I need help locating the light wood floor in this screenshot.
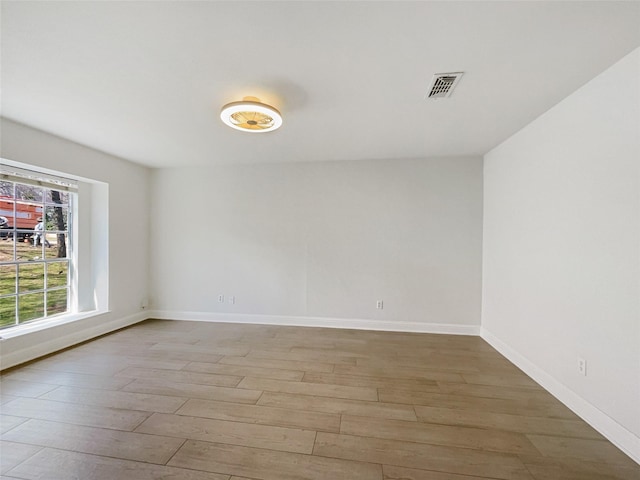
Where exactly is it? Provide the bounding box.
[1,320,638,479]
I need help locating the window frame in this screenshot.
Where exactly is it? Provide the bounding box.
[0,170,77,329]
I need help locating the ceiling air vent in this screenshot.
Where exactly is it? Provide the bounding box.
[425,72,464,99]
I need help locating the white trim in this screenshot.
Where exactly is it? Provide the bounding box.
[0,157,99,186]
[0,311,149,370]
[149,310,481,336]
[0,160,78,191]
[0,310,107,339]
[481,327,640,466]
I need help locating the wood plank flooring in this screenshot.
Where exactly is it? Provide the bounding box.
[1,320,638,479]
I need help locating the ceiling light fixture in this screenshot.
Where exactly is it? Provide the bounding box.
[220,97,283,133]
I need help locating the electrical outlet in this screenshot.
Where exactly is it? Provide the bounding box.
[229,296,235,304]
[578,357,587,376]
[218,294,224,303]
[376,300,383,310]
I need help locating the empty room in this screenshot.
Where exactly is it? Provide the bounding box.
[0,1,639,479]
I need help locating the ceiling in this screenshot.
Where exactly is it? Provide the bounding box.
[2,1,639,169]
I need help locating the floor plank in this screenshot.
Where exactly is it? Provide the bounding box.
[334,364,465,383]
[0,415,28,434]
[183,361,305,381]
[5,448,229,480]
[115,366,242,388]
[526,434,639,467]
[314,432,534,480]
[437,381,556,401]
[2,419,184,464]
[39,385,188,413]
[135,412,316,454]
[0,441,42,475]
[302,371,440,391]
[168,440,383,480]
[414,405,604,438]
[23,357,130,376]
[382,390,577,419]
[176,398,341,432]
[121,379,262,404]
[238,376,378,401]
[355,357,483,374]
[43,353,191,372]
[3,367,134,390]
[340,414,541,455]
[462,372,541,389]
[219,355,335,373]
[257,391,418,421]
[0,395,18,406]
[0,379,58,398]
[149,343,251,357]
[519,454,640,480]
[382,465,497,480]
[281,347,361,365]
[0,397,150,431]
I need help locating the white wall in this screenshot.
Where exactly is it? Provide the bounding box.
[0,118,150,368]
[151,157,483,332]
[482,48,640,457]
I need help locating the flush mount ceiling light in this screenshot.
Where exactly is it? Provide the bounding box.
[220,97,283,133]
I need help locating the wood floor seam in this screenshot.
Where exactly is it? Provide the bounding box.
[1,441,44,476]
[162,437,190,467]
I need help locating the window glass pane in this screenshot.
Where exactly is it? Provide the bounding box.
[16,234,43,261]
[32,213,51,248]
[45,189,70,206]
[0,199,14,231]
[45,205,68,232]
[0,296,16,328]
[0,225,13,241]
[46,234,68,259]
[0,265,17,295]
[18,292,44,323]
[15,231,33,244]
[14,202,43,230]
[0,181,15,199]
[18,262,44,293]
[47,289,68,316]
[47,261,68,289]
[15,185,43,203]
[42,233,55,251]
[0,240,15,262]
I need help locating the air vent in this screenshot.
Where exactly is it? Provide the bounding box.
[425,72,464,99]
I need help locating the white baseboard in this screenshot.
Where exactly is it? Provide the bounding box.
[481,327,640,465]
[150,310,481,336]
[0,311,150,370]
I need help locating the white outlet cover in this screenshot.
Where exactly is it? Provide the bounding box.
[578,358,587,376]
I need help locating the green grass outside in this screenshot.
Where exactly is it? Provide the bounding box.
[0,239,68,328]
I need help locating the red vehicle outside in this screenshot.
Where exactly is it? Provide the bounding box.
[0,196,42,238]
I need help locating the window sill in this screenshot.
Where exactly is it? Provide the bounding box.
[0,310,110,340]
